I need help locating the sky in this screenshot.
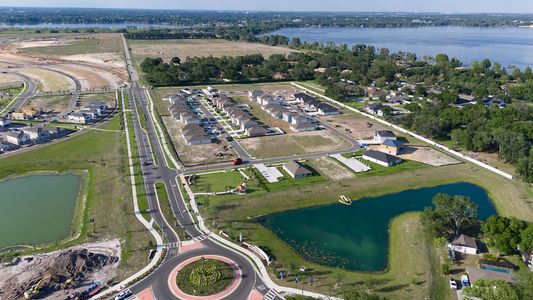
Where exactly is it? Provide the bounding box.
[3,0,533,13]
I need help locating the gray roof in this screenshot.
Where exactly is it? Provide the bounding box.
[363,150,401,164]
[452,234,478,249]
[382,139,403,148]
[376,130,396,138]
[284,160,312,177]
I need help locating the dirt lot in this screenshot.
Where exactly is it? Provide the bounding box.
[0,239,120,300]
[310,156,355,180]
[162,116,236,166]
[239,130,351,159]
[18,34,123,56]
[50,64,123,90]
[17,67,75,92]
[23,95,72,113]
[398,146,461,166]
[130,39,297,62]
[321,113,386,140]
[0,73,21,83]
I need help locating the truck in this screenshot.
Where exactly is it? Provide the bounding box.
[232,157,243,165]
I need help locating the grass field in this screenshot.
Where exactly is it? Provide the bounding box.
[21,37,123,56]
[200,162,532,298]
[129,39,297,63]
[0,112,153,280]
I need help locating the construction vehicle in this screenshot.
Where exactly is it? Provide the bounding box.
[24,274,56,299]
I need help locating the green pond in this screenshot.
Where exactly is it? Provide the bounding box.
[0,174,82,248]
[257,182,496,272]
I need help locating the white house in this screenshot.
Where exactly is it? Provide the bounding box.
[374,130,397,143]
[68,113,90,124]
[362,149,402,167]
[449,234,479,255]
[5,131,29,145]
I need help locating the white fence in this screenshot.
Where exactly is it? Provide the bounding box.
[292,83,514,180]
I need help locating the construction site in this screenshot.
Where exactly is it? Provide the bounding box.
[0,239,120,300]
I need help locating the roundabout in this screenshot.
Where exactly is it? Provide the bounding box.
[168,255,242,300]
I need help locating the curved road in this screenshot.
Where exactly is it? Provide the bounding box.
[0,72,37,116]
[120,35,280,300]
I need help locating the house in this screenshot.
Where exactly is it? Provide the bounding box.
[240,119,258,131]
[10,112,26,120]
[79,109,100,119]
[258,95,280,107]
[264,104,284,119]
[0,117,10,127]
[483,97,506,108]
[466,266,514,285]
[163,93,180,102]
[290,113,311,125]
[0,141,18,152]
[283,160,313,179]
[180,113,201,125]
[455,94,477,108]
[380,139,404,155]
[449,234,479,255]
[374,130,397,143]
[182,133,212,145]
[68,113,90,124]
[362,149,402,167]
[5,131,29,145]
[246,126,268,137]
[316,103,340,115]
[248,90,263,101]
[86,101,108,112]
[182,124,205,137]
[364,103,385,116]
[25,127,50,141]
[386,94,409,103]
[290,122,316,132]
[293,93,318,106]
[367,86,386,99]
[20,108,40,120]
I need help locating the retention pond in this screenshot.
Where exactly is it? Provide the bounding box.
[0,174,82,248]
[257,182,496,272]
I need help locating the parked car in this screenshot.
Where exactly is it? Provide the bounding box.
[115,289,133,300]
[461,274,470,287]
[449,279,458,290]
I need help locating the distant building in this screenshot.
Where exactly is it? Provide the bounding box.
[283,160,313,179]
[364,103,385,116]
[248,90,263,101]
[315,103,340,116]
[362,149,402,167]
[246,126,268,137]
[449,234,479,255]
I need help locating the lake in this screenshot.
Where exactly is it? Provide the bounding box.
[0,174,82,248]
[270,27,533,69]
[257,182,496,272]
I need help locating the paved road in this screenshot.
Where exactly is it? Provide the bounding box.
[119,34,278,300]
[0,72,36,116]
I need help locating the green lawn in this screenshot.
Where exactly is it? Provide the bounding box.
[155,181,189,240]
[355,158,429,178]
[192,170,251,193]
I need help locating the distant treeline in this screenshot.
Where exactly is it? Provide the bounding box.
[1,7,532,28]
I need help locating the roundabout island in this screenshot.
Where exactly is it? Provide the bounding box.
[168,255,242,299]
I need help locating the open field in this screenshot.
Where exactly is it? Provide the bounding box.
[309,157,355,180]
[20,35,124,56]
[129,39,296,63]
[239,130,351,158]
[24,94,72,113]
[17,67,74,92]
[200,161,532,298]
[0,73,21,83]
[0,115,154,280]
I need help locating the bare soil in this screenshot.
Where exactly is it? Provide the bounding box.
[310,157,355,180]
[0,239,120,300]
[162,116,236,166]
[321,113,387,140]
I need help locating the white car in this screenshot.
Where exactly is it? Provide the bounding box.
[115,290,133,300]
[449,279,458,290]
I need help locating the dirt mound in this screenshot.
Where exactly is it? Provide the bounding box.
[0,245,119,300]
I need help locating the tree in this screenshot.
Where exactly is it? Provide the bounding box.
[482,216,527,254]
[519,224,533,253]
[515,271,533,300]
[421,193,478,237]
[170,56,181,64]
[435,54,449,66]
[463,279,519,300]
